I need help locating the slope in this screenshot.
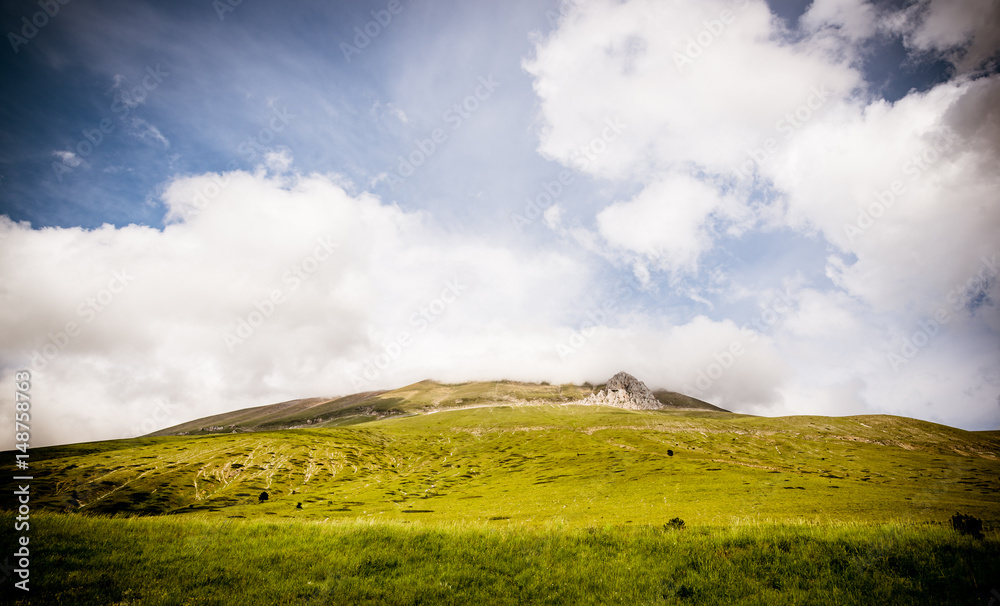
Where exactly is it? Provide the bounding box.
[149,379,724,436]
[9,404,999,528]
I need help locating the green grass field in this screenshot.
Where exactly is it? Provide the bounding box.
[4,397,1000,603]
[4,514,998,605]
[18,405,1000,524]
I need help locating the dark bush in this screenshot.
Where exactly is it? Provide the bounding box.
[666,517,685,530]
[951,513,983,539]
[258,491,269,503]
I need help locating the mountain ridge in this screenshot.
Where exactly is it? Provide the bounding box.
[149,375,726,437]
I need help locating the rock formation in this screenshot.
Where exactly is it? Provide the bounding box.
[579,371,662,410]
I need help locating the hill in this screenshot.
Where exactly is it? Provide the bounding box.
[9,399,999,526]
[148,376,725,437]
[5,377,999,605]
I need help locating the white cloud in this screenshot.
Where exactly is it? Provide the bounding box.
[523,0,860,180]
[0,168,604,447]
[0,163,868,446]
[525,0,1000,429]
[53,150,83,167]
[264,148,294,172]
[595,173,729,274]
[523,0,858,277]
[662,315,790,408]
[801,0,878,42]
[131,117,170,147]
[782,288,863,340]
[892,0,1000,72]
[542,204,563,230]
[767,77,1000,314]
[372,101,409,124]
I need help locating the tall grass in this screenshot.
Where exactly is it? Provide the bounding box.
[5,513,997,605]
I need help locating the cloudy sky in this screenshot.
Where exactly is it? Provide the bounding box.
[1,0,998,447]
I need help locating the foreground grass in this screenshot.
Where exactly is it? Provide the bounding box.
[5,513,998,605]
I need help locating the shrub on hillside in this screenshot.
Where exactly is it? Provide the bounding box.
[951,513,983,539]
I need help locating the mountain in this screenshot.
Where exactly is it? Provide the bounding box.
[7,373,997,527]
[10,397,999,526]
[578,371,662,409]
[148,375,726,437]
[7,380,998,606]
[578,371,728,411]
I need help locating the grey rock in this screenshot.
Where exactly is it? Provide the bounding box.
[580,371,661,410]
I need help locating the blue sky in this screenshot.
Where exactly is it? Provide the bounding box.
[1,0,999,446]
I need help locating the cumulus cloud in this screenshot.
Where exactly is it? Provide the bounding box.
[523,0,860,278]
[801,0,879,42]
[768,77,1000,315]
[526,0,1000,428]
[3,164,787,447]
[52,150,83,168]
[892,0,1000,73]
[523,0,860,180]
[0,168,562,444]
[596,173,733,275]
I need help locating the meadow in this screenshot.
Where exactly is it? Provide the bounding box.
[4,393,1000,603]
[3,513,997,605]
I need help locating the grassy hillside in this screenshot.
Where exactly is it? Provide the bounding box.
[4,397,1000,604]
[652,389,728,411]
[147,379,723,437]
[10,404,999,526]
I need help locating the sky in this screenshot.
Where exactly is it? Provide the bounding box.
[1,0,998,448]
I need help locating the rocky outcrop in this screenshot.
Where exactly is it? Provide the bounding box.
[579,371,662,410]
